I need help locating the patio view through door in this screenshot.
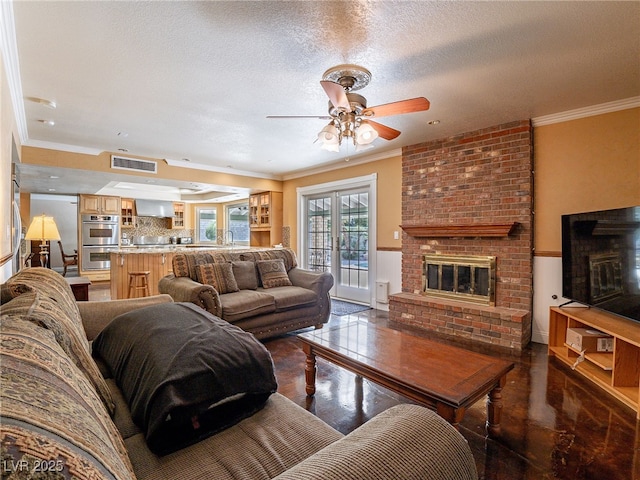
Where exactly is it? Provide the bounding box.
[305,188,371,304]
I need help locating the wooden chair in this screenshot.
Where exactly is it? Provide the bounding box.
[57,241,78,277]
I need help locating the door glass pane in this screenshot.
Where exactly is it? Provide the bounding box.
[307,197,331,272]
[339,192,368,289]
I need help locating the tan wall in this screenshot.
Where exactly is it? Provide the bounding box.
[12,108,640,260]
[282,155,402,252]
[534,108,640,254]
[20,146,284,194]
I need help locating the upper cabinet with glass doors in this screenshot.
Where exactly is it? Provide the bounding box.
[249,191,283,246]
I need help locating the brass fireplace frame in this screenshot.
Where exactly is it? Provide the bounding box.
[422,254,496,306]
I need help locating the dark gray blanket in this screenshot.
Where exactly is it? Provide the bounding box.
[93,302,277,455]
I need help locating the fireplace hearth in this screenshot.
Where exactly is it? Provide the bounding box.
[423,254,496,306]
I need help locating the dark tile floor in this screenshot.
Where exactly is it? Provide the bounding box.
[266,309,639,480]
[88,284,639,479]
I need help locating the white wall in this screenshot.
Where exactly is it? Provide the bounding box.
[29,194,78,270]
[374,250,402,311]
[532,255,572,345]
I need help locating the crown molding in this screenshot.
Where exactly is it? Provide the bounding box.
[0,1,28,144]
[532,97,640,127]
[282,148,402,181]
[24,139,103,156]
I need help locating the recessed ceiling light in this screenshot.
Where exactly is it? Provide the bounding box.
[117,132,129,137]
[47,188,56,192]
[49,175,59,179]
[428,120,441,125]
[37,119,55,126]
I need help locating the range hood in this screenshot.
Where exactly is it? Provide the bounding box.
[135,199,175,218]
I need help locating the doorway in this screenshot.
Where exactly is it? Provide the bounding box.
[298,174,376,305]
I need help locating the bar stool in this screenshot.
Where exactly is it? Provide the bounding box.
[128,271,150,298]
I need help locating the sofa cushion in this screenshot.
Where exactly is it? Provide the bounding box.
[220,290,276,323]
[257,259,293,289]
[1,288,116,416]
[125,393,343,480]
[240,248,298,271]
[196,263,239,294]
[93,302,278,455]
[259,286,318,311]
[233,260,259,290]
[0,315,135,480]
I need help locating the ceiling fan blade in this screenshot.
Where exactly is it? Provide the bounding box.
[320,80,351,111]
[367,120,401,140]
[363,97,430,118]
[266,115,331,119]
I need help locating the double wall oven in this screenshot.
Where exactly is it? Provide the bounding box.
[81,214,120,270]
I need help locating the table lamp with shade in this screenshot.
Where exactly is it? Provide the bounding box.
[25,214,60,268]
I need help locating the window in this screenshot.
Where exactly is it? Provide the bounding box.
[226,202,249,246]
[196,208,217,243]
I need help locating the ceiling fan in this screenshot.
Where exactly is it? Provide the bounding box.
[267,64,430,152]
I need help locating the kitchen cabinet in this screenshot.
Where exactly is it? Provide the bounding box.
[170,202,191,229]
[249,191,282,247]
[120,198,136,228]
[80,194,120,215]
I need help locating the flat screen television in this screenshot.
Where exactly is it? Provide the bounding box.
[562,206,640,322]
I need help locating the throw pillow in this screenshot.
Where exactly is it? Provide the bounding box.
[196,263,239,294]
[256,259,292,289]
[232,261,259,290]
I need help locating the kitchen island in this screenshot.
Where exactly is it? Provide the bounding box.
[109,246,250,299]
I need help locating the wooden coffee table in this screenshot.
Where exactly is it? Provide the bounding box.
[298,321,514,437]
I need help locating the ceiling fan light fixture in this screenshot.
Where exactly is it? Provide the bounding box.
[318,123,340,149]
[355,121,378,145]
[321,142,340,152]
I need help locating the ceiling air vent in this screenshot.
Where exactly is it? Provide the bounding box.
[111,155,157,174]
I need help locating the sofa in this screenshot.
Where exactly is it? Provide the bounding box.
[0,267,478,480]
[159,247,334,339]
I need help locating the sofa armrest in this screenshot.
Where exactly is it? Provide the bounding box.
[288,268,334,296]
[273,404,478,480]
[158,274,222,317]
[79,294,173,341]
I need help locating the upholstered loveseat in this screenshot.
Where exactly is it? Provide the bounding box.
[159,248,333,339]
[0,267,478,480]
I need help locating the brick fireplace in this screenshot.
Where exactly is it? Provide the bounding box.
[389,120,533,350]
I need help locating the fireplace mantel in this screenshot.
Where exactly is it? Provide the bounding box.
[400,223,518,238]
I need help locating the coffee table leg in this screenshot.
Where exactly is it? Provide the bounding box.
[486,376,506,437]
[303,344,317,396]
[436,403,465,430]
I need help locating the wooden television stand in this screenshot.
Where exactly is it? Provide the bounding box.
[548,306,640,418]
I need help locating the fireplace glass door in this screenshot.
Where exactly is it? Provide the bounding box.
[305,189,371,304]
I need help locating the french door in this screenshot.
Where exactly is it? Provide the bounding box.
[304,187,372,304]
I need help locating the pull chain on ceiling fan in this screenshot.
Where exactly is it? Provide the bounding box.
[267,64,430,152]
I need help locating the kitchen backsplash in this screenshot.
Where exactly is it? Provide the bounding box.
[123,216,193,240]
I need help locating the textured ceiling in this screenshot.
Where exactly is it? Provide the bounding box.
[6,1,640,196]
